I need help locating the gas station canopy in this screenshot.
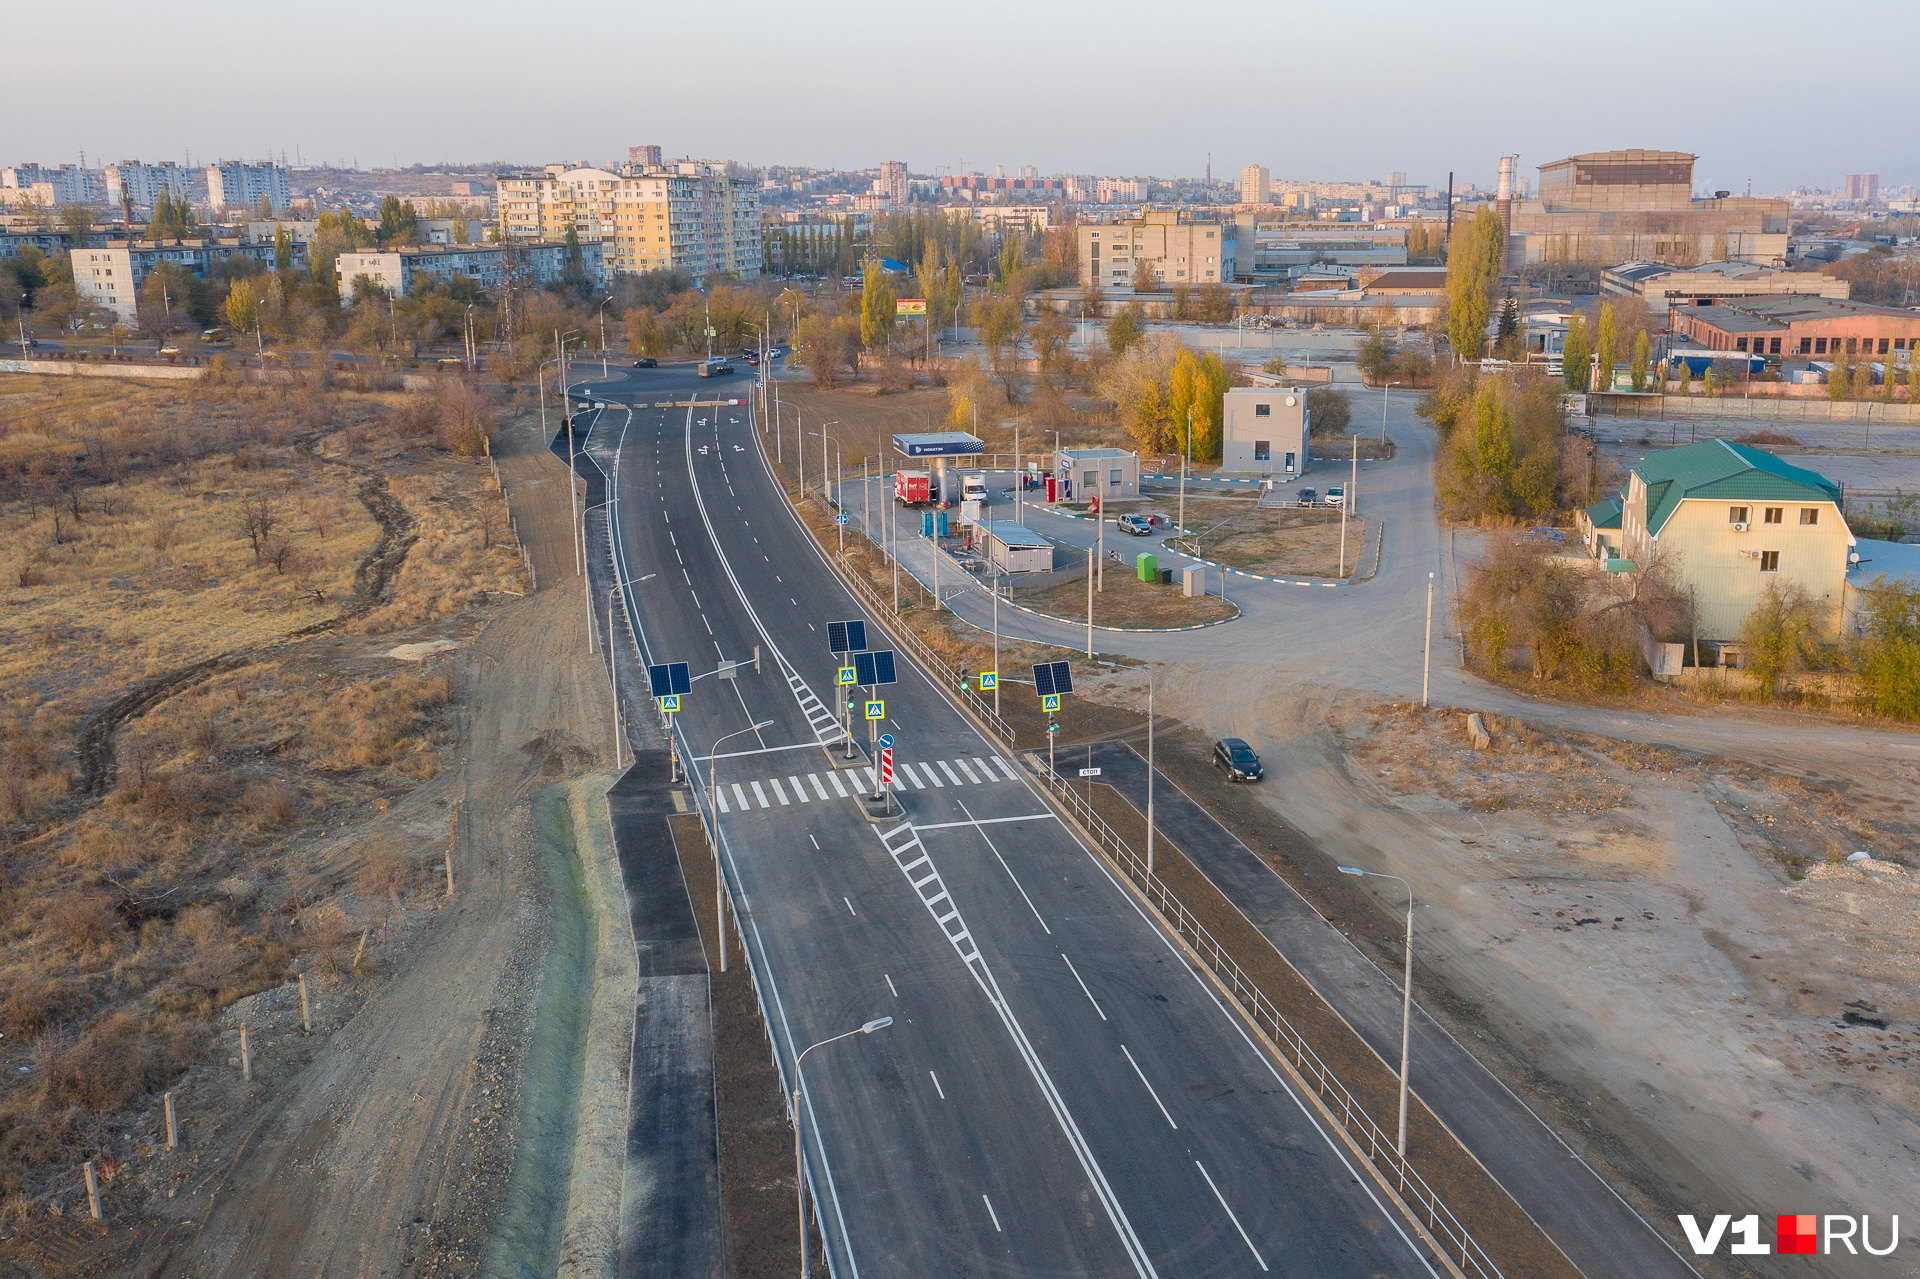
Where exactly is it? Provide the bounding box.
[891,431,984,458]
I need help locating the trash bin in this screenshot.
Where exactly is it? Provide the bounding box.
[1159,568,1174,585]
[935,510,949,538]
[1182,565,1206,597]
[1136,552,1158,582]
[922,511,935,538]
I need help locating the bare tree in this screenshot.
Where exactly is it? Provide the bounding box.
[239,492,279,563]
[477,503,503,551]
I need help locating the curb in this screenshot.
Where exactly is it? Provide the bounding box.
[994,592,1241,633]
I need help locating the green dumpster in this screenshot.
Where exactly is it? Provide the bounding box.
[1136,552,1158,582]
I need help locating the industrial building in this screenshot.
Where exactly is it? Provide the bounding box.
[1078,210,1234,291]
[1500,150,1789,269]
[1603,260,1850,312]
[1669,296,1920,360]
[1229,218,1405,285]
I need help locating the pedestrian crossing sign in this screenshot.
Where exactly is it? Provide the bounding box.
[659,694,681,713]
[1042,693,1060,712]
[979,671,998,690]
[865,700,885,720]
[838,666,857,685]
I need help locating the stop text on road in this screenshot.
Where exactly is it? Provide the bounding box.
[1078,767,1102,777]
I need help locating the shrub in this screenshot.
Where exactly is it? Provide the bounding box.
[1307,386,1351,436]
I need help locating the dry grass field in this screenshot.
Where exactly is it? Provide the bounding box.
[0,371,524,1223]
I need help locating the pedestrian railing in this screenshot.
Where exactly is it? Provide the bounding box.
[1030,764,1506,1279]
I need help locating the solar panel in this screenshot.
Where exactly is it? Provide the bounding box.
[854,650,897,686]
[647,662,692,697]
[827,619,868,653]
[1033,660,1073,697]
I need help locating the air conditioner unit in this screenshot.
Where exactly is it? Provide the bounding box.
[1731,521,1749,532]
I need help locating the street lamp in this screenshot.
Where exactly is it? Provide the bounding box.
[598,296,615,376]
[1380,379,1400,443]
[809,430,845,556]
[1337,866,1415,1158]
[706,719,774,972]
[794,1016,894,1279]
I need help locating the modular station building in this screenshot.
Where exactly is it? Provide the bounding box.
[979,521,1054,574]
[1055,447,1140,506]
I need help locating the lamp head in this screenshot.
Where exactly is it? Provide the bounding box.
[1337,866,1366,877]
[861,1016,894,1033]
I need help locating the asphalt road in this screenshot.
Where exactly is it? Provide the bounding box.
[578,362,1446,1278]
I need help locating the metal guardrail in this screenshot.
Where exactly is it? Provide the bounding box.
[1029,764,1505,1279]
[833,550,1017,748]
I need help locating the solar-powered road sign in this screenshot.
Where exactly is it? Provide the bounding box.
[827,620,868,654]
[865,700,885,720]
[1032,661,1074,698]
[1042,693,1061,713]
[838,666,857,685]
[853,650,896,687]
[648,663,692,697]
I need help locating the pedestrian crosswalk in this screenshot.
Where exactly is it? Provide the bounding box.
[712,754,1021,812]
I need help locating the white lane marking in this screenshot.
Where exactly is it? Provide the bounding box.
[929,1071,945,1099]
[787,776,809,803]
[844,896,857,916]
[901,762,925,789]
[972,757,998,782]
[809,774,831,800]
[956,800,1048,935]
[770,777,790,805]
[750,780,770,808]
[702,614,713,635]
[809,833,820,849]
[916,813,1059,832]
[937,760,965,786]
[1062,954,1107,1021]
[983,1195,1002,1233]
[885,973,898,998]
[716,788,730,814]
[731,782,750,810]
[1196,1162,1267,1271]
[920,762,946,788]
[675,549,683,564]
[826,771,849,797]
[1121,1045,1178,1130]
[955,758,983,784]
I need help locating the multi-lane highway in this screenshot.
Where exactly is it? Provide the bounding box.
[578,362,1448,1278]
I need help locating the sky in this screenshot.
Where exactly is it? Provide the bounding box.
[15,0,1916,194]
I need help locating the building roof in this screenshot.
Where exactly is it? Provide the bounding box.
[1057,447,1135,461]
[1585,498,1622,530]
[1362,268,1447,291]
[1697,295,1916,325]
[1848,538,1920,588]
[1634,440,1841,537]
[980,521,1051,549]
[892,431,983,457]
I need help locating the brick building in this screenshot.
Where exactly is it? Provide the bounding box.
[1671,296,1920,360]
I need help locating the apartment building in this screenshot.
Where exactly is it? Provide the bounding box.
[104,162,192,212]
[495,160,761,281]
[71,238,283,323]
[880,160,909,206]
[1239,165,1270,206]
[206,161,291,214]
[2,163,100,207]
[1078,209,1234,291]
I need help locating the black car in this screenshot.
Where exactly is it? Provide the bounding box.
[1295,487,1317,508]
[632,357,657,368]
[1212,738,1263,781]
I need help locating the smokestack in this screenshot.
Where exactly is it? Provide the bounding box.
[1496,155,1514,201]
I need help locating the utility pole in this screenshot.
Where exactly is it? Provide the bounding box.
[1423,572,1435,707]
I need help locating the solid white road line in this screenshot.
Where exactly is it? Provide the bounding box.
[1196,1161,1267,1272]
[982,1194,1002,1232]
[1121,1045,1178,1130]
[929,1071,945,1099]
[915,813,1058,832]
[845,897,857,916]
[1062,954,1107,1021]
[957,800,1049,935]
[885,973,898,997]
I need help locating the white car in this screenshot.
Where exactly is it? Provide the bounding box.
[1324,485,1345,508]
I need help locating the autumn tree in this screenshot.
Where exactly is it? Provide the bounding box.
[1106,303,1143,358]
[1445,205,1505,362]
[1595,303,1618,393]
[1562,315,1591,392]
[225,278,260,335]
[1630,330,1651,392]
[859,261,897,351]
[974,294,1027,401]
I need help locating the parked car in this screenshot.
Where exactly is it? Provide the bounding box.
[1325,485,1345,508]
[1116,513,1154,536]
[1295,487,1318,507]
[632,357,658,368]
[696,359,732,377]
[1212,738,1263,782]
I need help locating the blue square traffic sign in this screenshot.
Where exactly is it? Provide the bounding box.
[1042,693,1060,712]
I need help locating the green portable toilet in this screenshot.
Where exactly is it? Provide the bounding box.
[1136,552,1158,582]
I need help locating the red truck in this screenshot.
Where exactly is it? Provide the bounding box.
[894,470,933,506]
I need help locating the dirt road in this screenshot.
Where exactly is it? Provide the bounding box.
[149,404,613,1278]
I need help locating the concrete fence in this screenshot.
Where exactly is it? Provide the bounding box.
[1593,392,1920,425]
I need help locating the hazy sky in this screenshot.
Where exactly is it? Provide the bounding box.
[16,0,1915,194]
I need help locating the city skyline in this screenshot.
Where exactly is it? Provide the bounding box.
[12,0,1915,194]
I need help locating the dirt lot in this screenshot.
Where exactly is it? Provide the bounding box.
[0,373,610,1278]
[1006,562,1236,627]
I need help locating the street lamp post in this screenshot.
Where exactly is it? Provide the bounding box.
[793,1017,893,1279]
[598,296,614,377]
[707,719,774,972]
[1423,571,1435,707]
[1337,866,1415,1159]
[1381,379,1400,443]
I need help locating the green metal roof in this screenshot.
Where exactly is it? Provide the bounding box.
[1633,440,1840,537]
[1584,498,1622,530]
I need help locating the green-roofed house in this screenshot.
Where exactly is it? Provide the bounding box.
[1617,440,1853,640]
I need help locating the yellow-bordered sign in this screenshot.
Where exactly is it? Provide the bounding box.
[896,298,927,316]
[865,700,886,720]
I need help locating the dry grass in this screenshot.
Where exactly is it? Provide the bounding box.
[1190,504,1368,579]
[1337,702,1633,815]
[1010,563,1235,628]
[0,372,522,1213]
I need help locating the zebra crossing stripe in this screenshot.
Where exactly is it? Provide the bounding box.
[921,762,946,787]
[770,778,790,805]
[901,764,925,789]
[826,771,849,797]
[991,755,1017,780]
[810,774,831,800]
[973,757,997,782]
[732,783,751,810]
[937,760,965,786]
[788,776,809,803]
[716,787,730,813]
[955,758,982,784]
[750,780,769,808]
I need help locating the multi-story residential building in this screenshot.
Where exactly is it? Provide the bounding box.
[1078,209,1234,290]
[104,162,192,212]
[971,205,1051,238]
[880,161,909,207]
[2,163,101,207]
[1239,165,1270,206]
[336,245,507,299]
[1096,178,1145,204]
[206,161,291,214]
[629,144,662,169]
[70,238,286,324]
[495,160,761,281]
[1844,173,1879,204]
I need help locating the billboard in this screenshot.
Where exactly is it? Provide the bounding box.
[896,298,927,316]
